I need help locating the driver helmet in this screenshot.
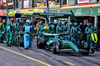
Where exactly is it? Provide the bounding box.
[43,26,49,30]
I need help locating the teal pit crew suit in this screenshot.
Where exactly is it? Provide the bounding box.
[10,18,15,44]
[85,23,93,48]
[6,18,15,46]
[53,21,58,33]
[48,21,55,33]
[37,21,45,37]
[71,23,81,46]
[0,20,7,42]
[62,21,68,32]
[56,22,63,34]
[61,21,68,39]
[29,20,34,47]
[14,18,20,45]
[68,22,73,40]
[23,20,32,49]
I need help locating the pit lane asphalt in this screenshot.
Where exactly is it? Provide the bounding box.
[0,39,100,66]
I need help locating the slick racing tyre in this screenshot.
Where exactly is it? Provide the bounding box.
[53,42,60,54]
[37,38,41,48]
[19,35,24,47]
[37,37,45,48]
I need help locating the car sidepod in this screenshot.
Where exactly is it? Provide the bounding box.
[61,40,79,52]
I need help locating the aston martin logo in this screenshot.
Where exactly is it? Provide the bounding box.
[57,10,60,13]
[98,8,100,14]
[75,9,82,15]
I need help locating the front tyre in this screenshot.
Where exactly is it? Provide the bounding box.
[53,42,60,54]
[37,38,41,48]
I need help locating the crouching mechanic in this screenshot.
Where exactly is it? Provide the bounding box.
[23,20,32,49]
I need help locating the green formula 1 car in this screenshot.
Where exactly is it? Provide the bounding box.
[37,33,93,55]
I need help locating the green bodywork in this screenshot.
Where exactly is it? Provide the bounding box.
[43,33,79,52]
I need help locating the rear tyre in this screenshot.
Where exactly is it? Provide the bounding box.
[19,35,24,47]
[37,37,46,49]
[37,38,42,48]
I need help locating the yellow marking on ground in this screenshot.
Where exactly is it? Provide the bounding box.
[50,57,54,58]
[28,50,33,52]
[50,57,75,65]
[19,47,33,52]
[65,62,76,65]
[19,47,24,49]
[50,57,55,59]
[0,46,52,66]
[38,53,45,56]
